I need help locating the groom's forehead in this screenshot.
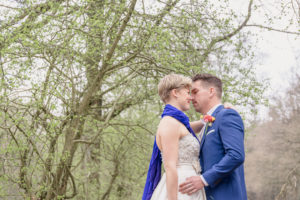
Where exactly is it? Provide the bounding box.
[192,81,202,88]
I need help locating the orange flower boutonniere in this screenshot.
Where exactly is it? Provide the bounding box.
[200,114,215,126]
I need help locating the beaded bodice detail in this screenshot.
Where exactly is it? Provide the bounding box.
[161,134,200,164]
[161,134,201,174]
[177,134,200,164]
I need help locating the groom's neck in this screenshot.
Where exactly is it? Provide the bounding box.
[204,99,221,114]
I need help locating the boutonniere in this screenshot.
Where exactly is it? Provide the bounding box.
[201,114,216,135]
[200,114,215,127]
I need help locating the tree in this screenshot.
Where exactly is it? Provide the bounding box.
[0,0,296,199]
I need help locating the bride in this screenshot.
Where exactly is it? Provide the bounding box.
[142,74,206,200]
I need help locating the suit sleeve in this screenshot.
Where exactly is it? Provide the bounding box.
[202,109,245,187]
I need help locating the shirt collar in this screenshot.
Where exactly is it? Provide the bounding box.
[207,103,222,115]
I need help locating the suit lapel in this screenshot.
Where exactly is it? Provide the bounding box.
[200,105,224,152]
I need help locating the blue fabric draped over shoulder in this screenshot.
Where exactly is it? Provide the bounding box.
[142,104,200,200]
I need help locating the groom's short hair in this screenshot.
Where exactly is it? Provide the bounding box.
[192,73,222,99]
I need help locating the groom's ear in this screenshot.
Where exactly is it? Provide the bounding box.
[209,87,216,97]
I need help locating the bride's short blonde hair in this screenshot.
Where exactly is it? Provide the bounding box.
[158,73,192,103]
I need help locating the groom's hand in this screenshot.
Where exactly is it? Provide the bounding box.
[179,176,204,195]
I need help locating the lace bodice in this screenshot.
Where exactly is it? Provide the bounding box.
[161,134,201,173]
[177,134,200,164]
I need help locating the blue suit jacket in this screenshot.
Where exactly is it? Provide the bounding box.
[200,105,247,200]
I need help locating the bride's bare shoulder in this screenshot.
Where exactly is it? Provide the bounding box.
[157,116,180,134]
[160,116,180,125]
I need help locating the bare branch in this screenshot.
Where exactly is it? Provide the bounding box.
[245,24,300,35]
[199,0,254,65]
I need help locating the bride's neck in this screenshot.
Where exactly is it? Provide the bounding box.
[166,101,183,111]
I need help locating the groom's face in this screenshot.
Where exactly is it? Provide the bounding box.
[191,80,210,113]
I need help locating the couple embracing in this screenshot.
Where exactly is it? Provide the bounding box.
[142,73,247,200]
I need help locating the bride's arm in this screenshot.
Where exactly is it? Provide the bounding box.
[190,120,204,134]
[159,116,181,200]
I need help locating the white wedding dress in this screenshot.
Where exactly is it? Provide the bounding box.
[151,134,206,200]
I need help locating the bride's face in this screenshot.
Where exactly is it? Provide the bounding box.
[175,87,192,111]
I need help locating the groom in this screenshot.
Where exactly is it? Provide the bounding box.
[179,73,247,200]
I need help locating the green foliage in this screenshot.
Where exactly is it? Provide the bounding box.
[0,0,284,199]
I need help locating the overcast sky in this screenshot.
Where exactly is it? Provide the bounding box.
[225,0,300,120]
[231,0,300,94]
[255,31,299,93]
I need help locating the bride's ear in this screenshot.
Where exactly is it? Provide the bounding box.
[170,89,178,98]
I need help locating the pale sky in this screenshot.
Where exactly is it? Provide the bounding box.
[252,30,300,120]
[254,30,299,93]
[230,0,300,94]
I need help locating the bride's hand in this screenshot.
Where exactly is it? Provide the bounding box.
[224,102,236,110]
